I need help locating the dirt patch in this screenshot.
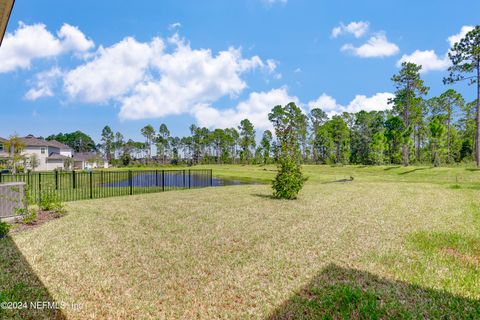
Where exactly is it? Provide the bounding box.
[10,211,65,234]
[441,247,479,268]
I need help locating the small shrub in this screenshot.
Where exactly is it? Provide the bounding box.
[40,193,61,211]
[39,192,67,216]
[272,156,307,199]
[50,203,67,217]
[21,206,38,225]
[0,221,10,238]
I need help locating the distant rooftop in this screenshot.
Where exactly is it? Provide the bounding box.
[0,135,73,150]
[73,152,106,162]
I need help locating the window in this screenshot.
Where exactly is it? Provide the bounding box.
[0,144,3,152]
[41,148,46,154]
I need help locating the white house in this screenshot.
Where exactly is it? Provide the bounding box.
[19,135,73,171]
[0,135,109,171]
[73,152,109,170]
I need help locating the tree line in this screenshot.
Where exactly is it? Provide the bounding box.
[46,26,480,168]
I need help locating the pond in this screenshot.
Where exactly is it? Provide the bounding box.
[103,172,263,188]
[212,177,264,186]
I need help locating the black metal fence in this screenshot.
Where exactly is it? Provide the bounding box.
[0,169,213,203]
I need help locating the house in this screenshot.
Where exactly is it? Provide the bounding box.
[73,152,108,170]
[0,135,109,171]
[18,135,73,171]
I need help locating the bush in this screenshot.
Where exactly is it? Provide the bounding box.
[272,156,307,199]
[0,221,10,238]
[21,206,38,225]
[40,192,66,215]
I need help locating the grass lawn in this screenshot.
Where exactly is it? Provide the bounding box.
[1,165,480,319]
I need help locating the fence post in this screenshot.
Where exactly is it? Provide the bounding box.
[188,169,191,189]
[38,172,42,204]
[55,170,58,190]
[183,170,186,189]
[72,170,76,189]
[210,170,213,187]
[162,170,165,192]
[155,170,159,187]
[89,171,93,199]
[129,170,133,195]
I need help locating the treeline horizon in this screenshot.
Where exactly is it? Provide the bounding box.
[44,89,477,167]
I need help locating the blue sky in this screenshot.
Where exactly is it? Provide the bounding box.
[0,0,478,142]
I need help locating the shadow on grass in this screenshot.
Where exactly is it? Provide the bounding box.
[383,166,402,171]
[267,264,480,319]
[0,236,66,320]
[465,168,480,172]
[251,193,277,200]
[398,167,431,175]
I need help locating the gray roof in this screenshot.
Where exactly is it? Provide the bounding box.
[19,136,50,147]
[73,152,106,162]
[0,136,71,150]
[47,153,72,160]
[19,136,71,150]
[44,139,72,150]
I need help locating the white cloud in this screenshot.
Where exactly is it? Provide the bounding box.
[396,25,474,73]
[0,22,93,73]
[396,50,450,73]
[294,67,301,73]
[331,21,369,38]
[57,24,94,53]
[344,92,394,113]
[64,37,160,103]
[168,22,182,30]
[25,67,63,100]
[193,87,299,130]
[266,59,277,73]
[8,24,272,120]
[448,25,474,47]
[263,0,287,6]
[308,92,394,117]
[308,93,338,111]
[116,36,266,120]
[341,33,399,58]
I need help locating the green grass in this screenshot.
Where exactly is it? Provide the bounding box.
[1,165,480,319]
[106,163,480,185]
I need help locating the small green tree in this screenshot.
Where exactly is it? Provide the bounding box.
[101,125,114,163]
[5,135,25,174]
[260,130,273,164]
[141,124,156,160]
[369,131,387,164]
[238,119,256,164]
[272,155,306,199]
[29,153,40,171]
[63,157,73,170]
[269,102,307,199]
[429,117,446,167]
